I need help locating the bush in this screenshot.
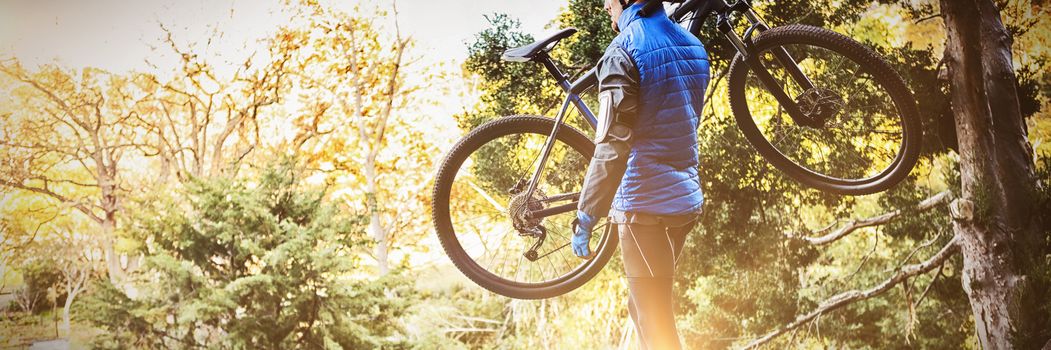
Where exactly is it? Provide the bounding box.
[17,259,63,314]
[80,163,415,349]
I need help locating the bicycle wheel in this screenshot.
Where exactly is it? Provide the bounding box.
[727,24,921,195]
[432,115,618,299]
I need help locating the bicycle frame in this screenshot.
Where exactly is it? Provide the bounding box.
[522,0,817,221]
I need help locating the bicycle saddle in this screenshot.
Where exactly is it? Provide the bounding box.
[501,28,578,62]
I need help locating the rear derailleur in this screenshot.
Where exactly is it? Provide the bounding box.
[507,179,547,262]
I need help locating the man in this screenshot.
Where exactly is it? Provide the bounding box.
[572,0,710,348]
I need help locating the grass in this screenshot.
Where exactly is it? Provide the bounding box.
[0,308,100,350]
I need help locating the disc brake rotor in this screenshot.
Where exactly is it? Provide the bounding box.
[796,87,844,126]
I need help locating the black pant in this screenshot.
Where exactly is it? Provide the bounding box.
[617,218,696,350]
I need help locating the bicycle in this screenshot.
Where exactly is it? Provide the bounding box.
[432,0,922,299]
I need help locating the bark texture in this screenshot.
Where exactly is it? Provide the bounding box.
[940,0,1049,348]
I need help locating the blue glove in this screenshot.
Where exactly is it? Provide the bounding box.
[572,211,598,259]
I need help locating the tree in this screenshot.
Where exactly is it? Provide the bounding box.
[0,220,10,292]
[132,24,300,182]
[1,4,305,286]
[460,1,956,348]
[739,0,1051,347]
[288,1,436,274]
[0,62,148,284]
[459,13,564,131]
[81,162,415,348]
[12,284,39,315]
[459,1,1048,348]
[0,194,99,335]
[940,0,1050,347]
[41,222,101,336]
[0,201,62,293]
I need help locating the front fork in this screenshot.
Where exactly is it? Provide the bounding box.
[719,3,820,127]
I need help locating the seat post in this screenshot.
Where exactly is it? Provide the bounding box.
[534,51,572,92]
[533,50,599,129]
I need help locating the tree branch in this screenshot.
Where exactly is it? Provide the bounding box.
[789,191,952,245]
[372,0,408,158]
[0,179,103,223]
[914,13,943,24]
[743,237,959,349]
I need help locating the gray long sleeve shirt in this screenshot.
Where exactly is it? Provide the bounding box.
[577,45,639,220]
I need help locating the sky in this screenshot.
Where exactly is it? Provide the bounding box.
[0,0,573,152]
[0,0,568,75]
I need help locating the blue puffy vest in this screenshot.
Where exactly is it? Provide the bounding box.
[609,3,710,216]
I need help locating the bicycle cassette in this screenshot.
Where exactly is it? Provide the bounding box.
[507,179,546,237]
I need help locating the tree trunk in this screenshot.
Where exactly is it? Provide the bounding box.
[370,211,390,275]
[940,0,1049,348]
[61,267,87,337]
[62,294,73,335]
[101,219,124,285]
[364,158,390,274]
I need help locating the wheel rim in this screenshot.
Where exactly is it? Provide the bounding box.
[443,125,605,287]
[740,41,909,185]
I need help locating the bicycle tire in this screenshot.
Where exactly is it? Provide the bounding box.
[432,115,619,299]
[727,24,922,195]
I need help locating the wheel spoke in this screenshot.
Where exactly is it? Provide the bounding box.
[742,41,908,183]
[464,179,507,212]
[436,118,602,295]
